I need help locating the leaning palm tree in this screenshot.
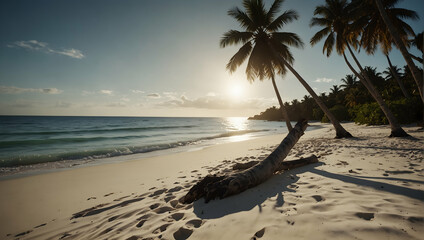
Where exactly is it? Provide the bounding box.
[221,0,352,138]
[310,0,409,137]
[356,0,416,99]
[373,0,423,101]
[220,0,293,130]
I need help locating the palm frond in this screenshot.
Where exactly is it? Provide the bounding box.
[228,7,256,31]
[310,27,331,46]
[267,10,298,32]
[220,30,254,48]
[272,32,304,48]
[310,17,331,27]
[266,0,284,22]
[323,31,335,57]
[244,0,268,29]
[226,42,253,73]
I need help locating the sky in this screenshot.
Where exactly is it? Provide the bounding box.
[0,0,423,117]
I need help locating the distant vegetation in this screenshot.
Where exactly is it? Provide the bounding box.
[249,65,423,125]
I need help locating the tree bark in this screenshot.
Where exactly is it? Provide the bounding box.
[183,120,309,204]
[232,155,319,171]
[271,75,293,131]
[374,0,424,103]
[410,53,423,63]
[266,42,352,138]
[281,60,353,138]
[386,54,410,99]
[345,45,409,137]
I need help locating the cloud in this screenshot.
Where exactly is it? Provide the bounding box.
[206,92,217,97]
[131,90,145,94]
[0,85,63,94]
[99,90,113,95]
[120,97,130,102]
[7,40,85,59]
[147,93,161,98]
[54,48,84,59]
[314,77,334,83]
[157,94,272,110]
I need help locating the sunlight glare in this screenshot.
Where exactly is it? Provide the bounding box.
[228,84,243,99]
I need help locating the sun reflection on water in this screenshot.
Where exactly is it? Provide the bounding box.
[224,117,250,142]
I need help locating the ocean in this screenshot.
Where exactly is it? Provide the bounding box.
[0,116,298,169]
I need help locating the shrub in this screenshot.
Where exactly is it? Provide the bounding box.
[321,105,350,123]
[350,98,422,125]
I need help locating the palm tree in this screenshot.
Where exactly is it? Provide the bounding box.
[220,0,294,130]
[382,65,409,98]
[221,0,352,138]
[310,0,409,137]
[373,0,423,101]
[340,74,357,90]
[330,85,341,95]
[356,0,416,99]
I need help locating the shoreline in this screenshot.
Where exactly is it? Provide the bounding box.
[1,121,325,180]
[0,122,423,239]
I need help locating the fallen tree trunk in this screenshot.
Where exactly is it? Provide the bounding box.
[183,120,310,204]
[232,155,319,172]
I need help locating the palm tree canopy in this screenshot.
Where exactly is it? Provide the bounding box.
[382,65,403,80]
[411,31,423,53]
[220,0,304,82]
[310,0,358,57]
[353,0,418,55]
[341,74,358,89]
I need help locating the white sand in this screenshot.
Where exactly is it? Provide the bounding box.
[0,123,423,240]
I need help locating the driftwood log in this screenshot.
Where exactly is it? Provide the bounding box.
[183,120,314,204]
[232,154,319,172]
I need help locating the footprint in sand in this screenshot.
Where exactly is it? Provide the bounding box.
[311,195,324,202]
[185,219,204,228]
[170,212,185,221]
[149,188,167,197]
[173,227,193,240]
[355,212,375,221]
[164,195,176,202]
[251,227,265,239]
[152,223,171,234]
[136,219,147,228]
[154,206,174,214]
[149,203,160,210]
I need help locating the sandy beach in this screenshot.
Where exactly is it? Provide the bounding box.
[0,122,423,240]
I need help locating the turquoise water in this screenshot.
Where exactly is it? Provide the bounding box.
[0,116,295,168]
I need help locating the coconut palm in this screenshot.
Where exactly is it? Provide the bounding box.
[355,0,416,99]
[373,0,423,101]
[220,0,294,130]
[310,0,409,137]
[340,74,358,90]
[221,0,352,138]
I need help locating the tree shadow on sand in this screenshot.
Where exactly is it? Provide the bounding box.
[192,162,324,219]
[192,162,423,219]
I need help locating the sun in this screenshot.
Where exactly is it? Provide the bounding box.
[228,84,243,99]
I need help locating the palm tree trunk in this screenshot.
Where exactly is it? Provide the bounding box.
[410,53,423,63]
[374,0,424,103]
[183,120,309,203]
[386,54,410,99]
[345,44,409,137]
[271,75,293,131]
[280,59,352,138]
